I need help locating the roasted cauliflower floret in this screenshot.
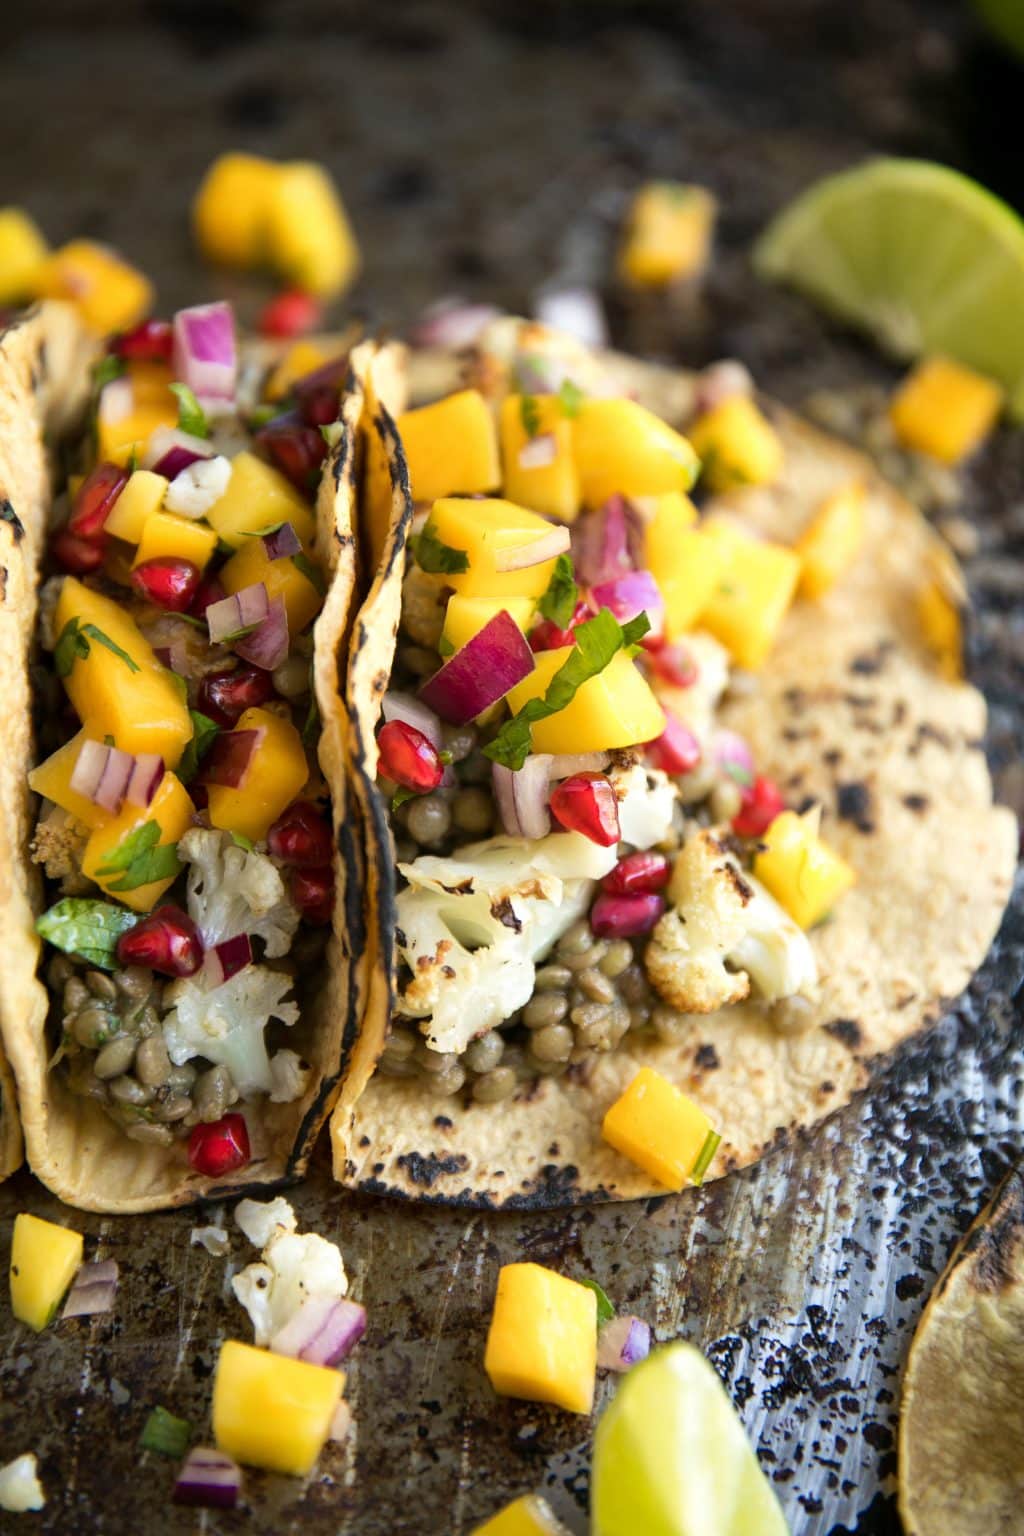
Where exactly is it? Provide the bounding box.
[31,809,88,885]
[180,827,299,958]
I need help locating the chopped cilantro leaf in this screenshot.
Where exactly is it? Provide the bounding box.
[168,382,209,439]
[177,710,219,784]
[230,831,255,852]
[292,551,326,596]
[520,393,541,439]
[54,618,141,679]
[579,1278,616,1328]
[537,553,578,629]
[95,821,181,893]
[557,378,584,418]
[36,899,137,971]
[413,524,469,575]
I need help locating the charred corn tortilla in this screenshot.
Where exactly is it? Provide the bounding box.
[0,306,400,1212]
[0,1043,20,1180]
[331,351,1016,1206]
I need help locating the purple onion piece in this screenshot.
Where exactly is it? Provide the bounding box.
[492,756,552,840]
[590,569,665,640]
[597,1314,651,1373]
[61,1260,120,1321]
[202,934,252,990]
[571,494,645,588]
[172,301,237,401]
[418,610,535,727]
[408,297,501,349]
[125,753,165,809]
[270,1295,367,1368]
[173,1447,241,1509]
[206,584,270,645]
[144,426,215,478]
[261,522,302,562]
[234,596,289,672]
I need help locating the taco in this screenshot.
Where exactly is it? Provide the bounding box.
[0,1043,20,1180]
[0,299,404,1212]
[331,317,1016,1207]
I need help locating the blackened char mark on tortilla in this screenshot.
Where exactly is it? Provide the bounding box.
[362,1161,613,1209]
[0,498,25,542]
[374,404,414,587]
[330,418,354,492]
[694,1042,720,1071]
[849,640,894,676]
[836,780,875,834]
[825,1017,864,1052]
[938,1166,1024,1299]
[903,793,929,814]
[396,1150,470,1187]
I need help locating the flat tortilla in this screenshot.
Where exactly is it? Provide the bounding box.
[332,355,1016,1206]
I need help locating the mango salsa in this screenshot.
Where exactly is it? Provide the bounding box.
[133,510,218,572]
[699,524,800,670]
[690,395,783,492]
[442,594,536,654]
[204,451,316,550]
[484,1263,597,1415]
[754,808,856,929]
[206,707,308,844]
[212,1339,343,1476]
[266,339,328,402]
[506,646,665,755]
[572,399,700,509]
[500,394,580,522]
[889,355,1003,465]
[602,1067,719,1191]
[104,470,169,544]
[0,207,48,303]
[10,1213,83,1332]
[220,536,322,635]
[397,390,501,505]
[96,369,178,468]
[618,182,717,289]
[471,1495,568,1536]
[29,729,110,831]
[33,239,152,336]
[193,152,283,269]
[54,578,192,766]
[267,161,360,299]
[82,772,195,913]
[640,495,726,640]
[427,498,561,601]
[797,482,866,598]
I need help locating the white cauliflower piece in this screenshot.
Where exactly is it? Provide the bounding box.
[269,1048,310,1103]
[180,827,299,958]
[613,762,677,849]
[190,1225,230,1257]
[645,827,817,1013]
[163,454,232,518]
[0,1454,45,1513]
[232,1222,348,1346]
[235,1196,297,1248]
[162,965,299,1095]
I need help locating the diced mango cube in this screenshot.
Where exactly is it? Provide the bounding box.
[889,355,1003,465]
[572,399,699,509]
[205,451,316,550]
[699,524,800,669]
[212,1339,343,1476]
[268,161,361,299]
[29,729,111,831]
[641,495,727,640]
[797,482,866,598]
[690,396,783,492]
[104,470,169,544]
[193,152,284,268]
[427,497,560,600]
[206,707,308,844]
[266,340,328,402]
[397,391,501,505]
[96,367,177,467]
[471,1495,568,1536]
[754,808,856,929]
[484,1263,596,1415]
[442,594,536,655]
[220,536,322,634]
[54,578,192,765]
[500,395,580,522]
[33,240,152,335]
[0,208,48,304]
[10,1213,83,1332]
[133,510,218,572]
[618,182,717,289]
[917,578,962,680]
[82,773,195,913]
[506,646,665,756]
[602,1066,718,1191]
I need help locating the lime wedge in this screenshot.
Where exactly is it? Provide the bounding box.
[754,158,1024,418]
[590,1343,788,1536]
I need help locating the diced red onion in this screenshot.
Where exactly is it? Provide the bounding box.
[199,728,264,790]
[125,753,165,809]
[154,643,189,677]
[382,691,442,750]
[270,1295,367,1367]
[711,729,755,785]
[329,1400,352,1444]
[261,523,302,562]
[533,285,608,349]
[590,570,664,641]
[201,934,252,989]
[233,596,289,672]
[517,433,558,471]
[62,1259,119,1320]
[492,756,551,840]
[419,611,535,726]
[597,1314,651,1373]
[143,426,215,479]
[493,525,570,572]
[70,739,135,813]
[206,583,270,645]
[172,301,237,402]
[408,297,502,349]
[545,752,609,779]
[173,1447,241,1510]
[572,495,644,587]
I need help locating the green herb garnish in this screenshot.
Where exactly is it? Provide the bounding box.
[54,618,141,679]
[392,786,417,810]
[95,821,181,893]
[168,382,209,439]
[230,831,255,852]
[176,710,219,785]
[92,354,126,397]
[413,524,469,576]
[320,422,343,448]
[520,393,541,439]
[139,1406,192,1459]
[536,553,579,630]
[690,1129,722,1186]
[36,899,137,971]
[557,378,584,418]
[722,762,753,787]
[579,1278,616,1329]
[292,551,326,596]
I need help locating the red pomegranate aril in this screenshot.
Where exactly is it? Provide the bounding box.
[190,573,226,620]
[197,667,275,727]
[188,1113,251,1179]
[647,715,702,776]
[257,419,327,491]
[67,461,129,540]
[50,527,105,574]
[290,865,334,926]
[268,801,333,868]
[530,599,591,653]
[259,289,324,339]
[294,356,350,427]
[130,557,202,613]
[377,720,443,793]
[602,850,671,896]
[116,905,204,978]
[647,641,699,689]
[110,319,174,362]
[549,772,620,847]
[590,891,665,939]
[732,775,786,839]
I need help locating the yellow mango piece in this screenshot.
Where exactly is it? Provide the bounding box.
[267,161,360,299]
[398,391,501,505]
[220,536,322,635]
[917,579,962,681]
[699,524,800,669]
[213,1339,343,1476]
[500,395,580,522]
[571,399,699,509]
[96,365,178,467]
[602,1066,718,1191]
[641,496,726,640]
[206,707,308,844]
[193,152,283,268]
[205,451,316,550]
[33,240,152,335]
[618,182,717,289]
[471,1495,568,1536]
[484,1263,596,1415]
[54,578,192,765]
[428,497,562,600]
[82,772,195,914]
[28,728,111,831]
[754,807,856,929]
[133,510,218,572]
[506,646,665,756]
[0,208,48,303]
[690,395,783,492]
[266,339,327,402]
[889,355,1003,465]
[797,482,867,598]
[10,1213,83,1332]
[442,594,536,654]
[104,470,169,544]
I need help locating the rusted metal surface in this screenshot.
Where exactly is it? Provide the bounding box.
[1,2,1022,1531]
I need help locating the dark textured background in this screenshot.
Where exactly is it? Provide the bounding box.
[1,2,1022,1532]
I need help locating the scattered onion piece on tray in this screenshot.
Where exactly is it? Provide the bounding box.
[61,1259,119,1320]
[173,1446,242,1509]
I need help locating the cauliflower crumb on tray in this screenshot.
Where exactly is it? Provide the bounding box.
[231,1198,348,1347]
[0,1454,45,1514]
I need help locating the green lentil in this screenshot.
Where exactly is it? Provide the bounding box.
[530,1023,574,1062]
[599,941,633,978]
[93,1036,137,1080]
[406,793,452,846]
[463,1032,504,1073]
[452,787,494,836]
[471,1066,518,1104]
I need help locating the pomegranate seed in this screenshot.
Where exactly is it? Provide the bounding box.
[130,557,202,612]
[549,772,620,847]
[268,802,333,868]
[49,527,104,574]
[257,418,327,492]
[188,1113,250,1179]
[590,891,665,939]
[294,356,350,427]
[110,319,173,362]
[647,641,699,689]
[259,289,324,339]
[602,851,670,896]
[530,600,592,653]
[197,667,275,727]
[116,905,204,977]
[290,865,334,925]
[67,462,128,540]
[377,720,443,793]
[190,574,226,620]
[732,775,786,839]
[647,715,702,776]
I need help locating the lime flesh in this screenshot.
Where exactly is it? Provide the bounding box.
[590,1343,789,1536]
[754,158,1024,418]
